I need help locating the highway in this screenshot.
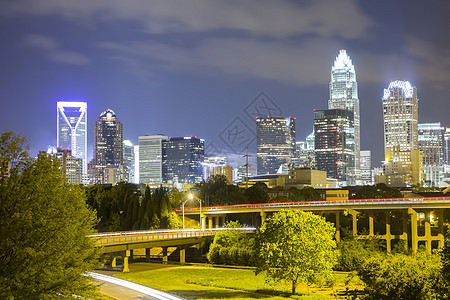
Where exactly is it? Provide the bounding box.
[89,272,184,300]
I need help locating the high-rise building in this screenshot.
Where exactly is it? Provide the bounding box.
[123,140,135,183]
[443,128,450,185]
[209,165,233,184]
[134,144,139,184]
[234,164,257,183]
[419,123,445,187]
[294,131,315,168]
[162,137,205,184]
[314,109,355,186]
[138,134,168,184]
[90,109,124,184]
[256,116,296,175]
[380,81,420,187]
[44,146,82,185]
[57,101,87,173]
[329,50,360,182]
[382,80,419,152]
[444,127,450,165]
[202,156,227,181]
[376,146,423,187]
[360,150,372,185]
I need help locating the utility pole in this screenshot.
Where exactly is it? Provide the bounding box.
[244,147,249,189]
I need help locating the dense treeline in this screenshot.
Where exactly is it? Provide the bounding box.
[208,213,450,299]
[85,183,181,232]
[207,221,256,266]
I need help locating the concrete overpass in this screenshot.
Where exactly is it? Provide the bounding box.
[177,196,450,252]
[90,228,255,272]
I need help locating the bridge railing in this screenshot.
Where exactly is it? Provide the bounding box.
[177,196,450,212]
[90,228,256,246]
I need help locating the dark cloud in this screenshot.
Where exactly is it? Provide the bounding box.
[23,34,90,65]
[1,0,372,38]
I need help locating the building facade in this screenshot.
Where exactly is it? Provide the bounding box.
[89,109,125,184]
[209,165,233,184]
[162,137,205,184]
[138,134,168,184]
[57,101,87,173]
[444,128,450,185]
[419,123,445,187]
[328,50,360,183]
[294,131,315,168]
[256,116,296,175]
[381,80,420,187]
[314,109,355,186]
[45,146,82,185]
[382,80,419,152]
[123,140,135,184]
[376,146,423,187]
[360,150,372,185]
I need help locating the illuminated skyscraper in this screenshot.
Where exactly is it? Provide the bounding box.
[57,101,87,173]
[329,50,360,182]
[162,137,205,184]
[382,80,419,151]
[256,116,296,175]
[377,81,421,187]
[90,109,125,184]
[314,109,355,186]
[360,150,372,185]
[138,134,167,184]
[123,140,135,183]
[418,123,444,186]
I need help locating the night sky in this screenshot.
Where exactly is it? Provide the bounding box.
[1,0,450,169]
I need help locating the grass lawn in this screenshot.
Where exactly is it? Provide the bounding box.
[115,263,364,300]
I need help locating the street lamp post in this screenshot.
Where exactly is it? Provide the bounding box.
[182,193,202,229]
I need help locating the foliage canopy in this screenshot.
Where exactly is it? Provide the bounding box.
[0,131,99,299]
[255,210,337,294]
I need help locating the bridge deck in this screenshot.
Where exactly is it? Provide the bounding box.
[177,197,450,214]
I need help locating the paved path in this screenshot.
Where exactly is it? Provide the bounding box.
[89,272,184,300]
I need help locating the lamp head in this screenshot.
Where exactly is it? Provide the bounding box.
[188,193,194,200]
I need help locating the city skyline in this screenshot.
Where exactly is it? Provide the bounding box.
[1,1,450,169]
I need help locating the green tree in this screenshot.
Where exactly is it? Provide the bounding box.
[244,182,269,203]
[439,230,450,298]
[358,252,441,300]
[255,210,337,294]
[336,236,384,271]
[198,175,245,205]
[207,221,255,266]
[166,211,183,229]
[0,131,99,299]
[353,183,402,199]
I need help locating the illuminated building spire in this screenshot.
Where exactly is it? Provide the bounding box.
[329,49,359,185]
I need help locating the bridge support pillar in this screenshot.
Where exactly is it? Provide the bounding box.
[201,214,205,229]
[425,211,432,253]
[260,211,266,225]
[162,247,168,264]
[335,212,340,242]
[409,208,418,253]
[180,248,186,264]
[385,211,392,253]
[111,256,117,268]
[368,213,374,236]
[208,217,213,229]
[123,250,130,273]
[146,248,151,262]
[437,209,445,248]
[348,209,358,237]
